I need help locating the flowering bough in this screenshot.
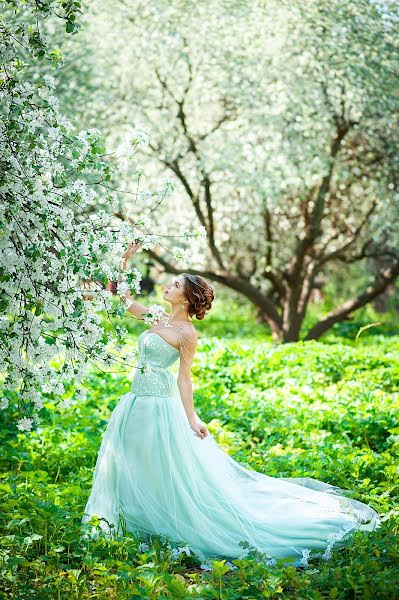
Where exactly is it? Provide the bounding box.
[0,1,194,431]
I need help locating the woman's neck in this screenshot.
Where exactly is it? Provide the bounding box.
[168,304,191,323]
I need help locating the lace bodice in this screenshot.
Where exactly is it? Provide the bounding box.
[130,331,180,397]
[138,331,180,366]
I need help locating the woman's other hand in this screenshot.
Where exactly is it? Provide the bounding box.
[189,419,209,439]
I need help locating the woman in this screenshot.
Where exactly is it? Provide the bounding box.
[81,242,381,567]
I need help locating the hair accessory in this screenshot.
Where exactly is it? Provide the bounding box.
[182,273,209,291]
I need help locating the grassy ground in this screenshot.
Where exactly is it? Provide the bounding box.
[1,294,398,598]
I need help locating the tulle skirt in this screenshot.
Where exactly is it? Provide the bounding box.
[81,390,381,566]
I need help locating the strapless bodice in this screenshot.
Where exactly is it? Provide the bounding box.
[130,331,180,397]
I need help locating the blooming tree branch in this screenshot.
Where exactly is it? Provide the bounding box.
[0,0,194,431]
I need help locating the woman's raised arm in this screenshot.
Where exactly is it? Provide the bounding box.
[117,242,148,319]
[118,242,168,322]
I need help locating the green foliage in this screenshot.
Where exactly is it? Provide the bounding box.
[1,310,398,598]
[0,287,397,599]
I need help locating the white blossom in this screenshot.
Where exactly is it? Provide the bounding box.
[17,417,34,432]
[142,304,165,325]
[0,398,10,410]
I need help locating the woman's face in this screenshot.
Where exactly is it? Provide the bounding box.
[163,275,186,304]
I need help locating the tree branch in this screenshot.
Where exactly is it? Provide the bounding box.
[316,198,378,267]
[304,259,399,340]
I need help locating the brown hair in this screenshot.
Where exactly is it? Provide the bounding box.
[182,273,215,320]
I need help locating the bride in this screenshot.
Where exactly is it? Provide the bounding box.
[81,241,381,567]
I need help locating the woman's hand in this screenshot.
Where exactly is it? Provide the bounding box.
[122,241,142,264]
[189,419,208,439]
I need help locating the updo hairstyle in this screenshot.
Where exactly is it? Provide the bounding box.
[181,273,215,320]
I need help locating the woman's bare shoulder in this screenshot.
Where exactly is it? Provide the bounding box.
[182,321,198,342]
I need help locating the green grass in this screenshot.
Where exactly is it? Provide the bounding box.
[1,298,398,599]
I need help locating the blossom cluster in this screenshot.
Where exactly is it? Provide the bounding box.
[0,2,195,432]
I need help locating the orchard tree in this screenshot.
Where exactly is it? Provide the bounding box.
[81,0,399,342]
[0,0,196,431]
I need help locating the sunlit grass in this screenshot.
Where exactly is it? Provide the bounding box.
[1,299,398,598]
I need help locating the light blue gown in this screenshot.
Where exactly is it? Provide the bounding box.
[81,330,381,566]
